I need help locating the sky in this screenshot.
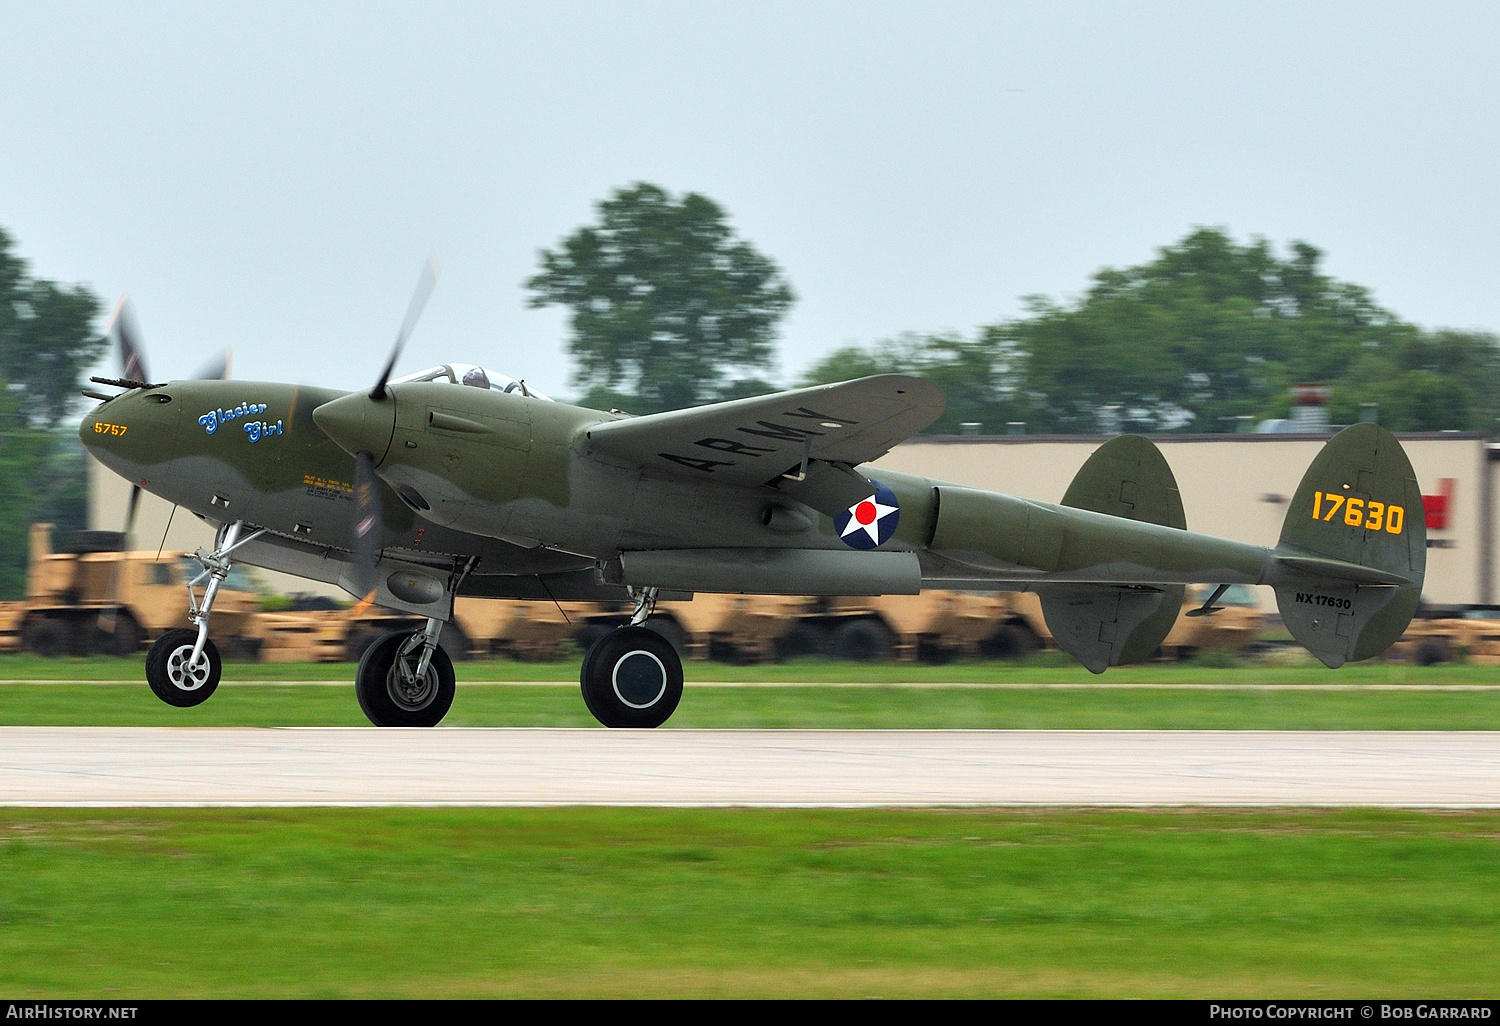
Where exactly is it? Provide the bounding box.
[2,1,1498,399]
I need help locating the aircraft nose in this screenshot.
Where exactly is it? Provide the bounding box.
[312,391,397,463]
[79,386,183,478]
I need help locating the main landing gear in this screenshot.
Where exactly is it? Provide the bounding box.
[579,587,684,729]
[145,520,264,709]
[355,617,456,727]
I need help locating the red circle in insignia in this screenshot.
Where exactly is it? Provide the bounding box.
[855,501,877,525]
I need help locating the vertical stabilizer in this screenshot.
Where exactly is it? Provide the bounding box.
[1041,435,1187,670]
[1274,424,1425,666]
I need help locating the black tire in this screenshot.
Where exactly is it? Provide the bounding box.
[774,621,830,661]
[1414,640,1449,667]
[23,618,69,658]
[355,631,456,727]
[91,613,143,657]
[979,622,1043,660]
[145,628,221,707]
[915,637,953,664]
[580,626,683,728]
[832,618,894,662]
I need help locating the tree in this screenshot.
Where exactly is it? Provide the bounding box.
[810,228,1500,435]
[0,227,106,596]
[0,228,106,428]
[527,183,795,414]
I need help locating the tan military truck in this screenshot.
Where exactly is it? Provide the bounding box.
[2,523,261,657]
[1159,584,1266,660]
[1387,607,1500,666]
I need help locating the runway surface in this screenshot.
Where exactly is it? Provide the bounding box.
[2,727,1498,806]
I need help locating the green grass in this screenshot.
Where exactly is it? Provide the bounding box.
[3,650,1500,684]
[1,680,1498,729]
[0,807,1495,998]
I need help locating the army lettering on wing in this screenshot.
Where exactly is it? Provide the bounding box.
[658,407,861,473]
[694,437,775,457]
[658,452,736,473]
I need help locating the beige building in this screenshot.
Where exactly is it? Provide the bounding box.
[90,430,1498,608]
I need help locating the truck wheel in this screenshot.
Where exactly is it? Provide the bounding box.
[1414,640,1449,667]
[833,618,894,662]
[979,623,1042,660]
[438,622,470,663]
[644,617,688,660]
[145,628,221,707]
[774,622,829,661]
[23,619,68,658]
[91,614,142,657]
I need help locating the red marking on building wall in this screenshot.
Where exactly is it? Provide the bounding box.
[1423,478,1455,530]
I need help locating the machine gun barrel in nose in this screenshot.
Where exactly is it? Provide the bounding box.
[312,391,397,464]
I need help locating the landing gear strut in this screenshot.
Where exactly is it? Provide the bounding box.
[356,617,456,727]
[580,586,683,728]
[145,520,263,708]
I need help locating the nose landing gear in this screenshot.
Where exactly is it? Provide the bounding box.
[144,520,263,709]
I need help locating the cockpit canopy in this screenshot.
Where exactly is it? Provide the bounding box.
[391,364,552,402]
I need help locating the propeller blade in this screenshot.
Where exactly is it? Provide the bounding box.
[107,295,149,383]
[100,483,143,640]
[123,484,141,547]
[371,252,441,401]
[352,451,381,599]
[190,348,232,381]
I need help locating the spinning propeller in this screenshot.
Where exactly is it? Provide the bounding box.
[103,297,234,545]
[349,253,442,598]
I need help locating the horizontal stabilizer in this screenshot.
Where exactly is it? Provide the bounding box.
[1275,554,1413,588]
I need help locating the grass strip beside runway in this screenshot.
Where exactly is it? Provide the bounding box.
[0,807,1495,998]
[2,652,1500,685]
[0,681,1497,728]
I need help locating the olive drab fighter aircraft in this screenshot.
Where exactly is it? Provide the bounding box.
[81,261,1427,728]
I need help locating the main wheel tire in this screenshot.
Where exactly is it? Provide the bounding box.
[832,618,894,662]
[355,631,456,727]
[145,628,221,707]
[580,626,683,728]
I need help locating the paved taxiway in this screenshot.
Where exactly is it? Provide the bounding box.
[1,727,1497,806]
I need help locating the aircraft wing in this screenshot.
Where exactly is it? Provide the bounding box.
[578,375,946,490]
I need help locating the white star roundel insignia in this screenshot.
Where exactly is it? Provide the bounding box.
[834,480,900,550]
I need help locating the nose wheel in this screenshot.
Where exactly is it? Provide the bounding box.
[581,626,684,728]
[146,628,222,707]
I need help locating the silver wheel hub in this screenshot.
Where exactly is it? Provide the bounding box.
[387,660,438,711]
[165,645,211,691]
